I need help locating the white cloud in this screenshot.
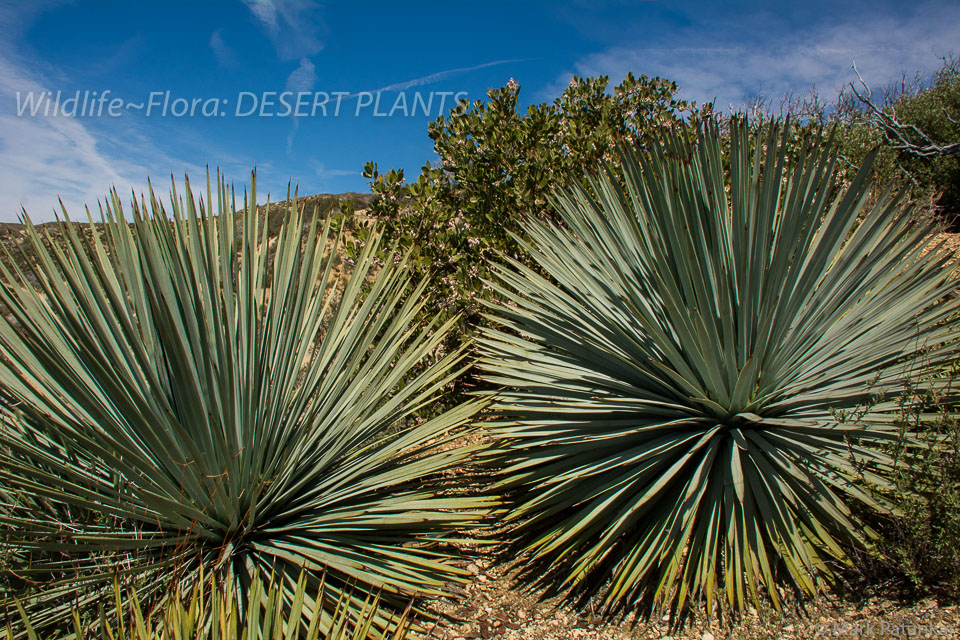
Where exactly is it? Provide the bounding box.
[0,56,155,222]
[315,164,357,178]
[284,57,317,151]
[0,40,218,221]
[282,57,522,152]
[243,0,279,33]
[209,29,237,68]
[552,4,960,111]
[311,163,359,193]
[241,0,324,60]
[0,5,295,222]
[285,57,317,93]
[0,4,156,222]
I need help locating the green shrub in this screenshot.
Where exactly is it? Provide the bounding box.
[728,59,959,224]
[853,377,960,597]
[361,73,712,324]
[792,59,960,222]
[0,172,494,635]
[887,61,960,220]
[479,118,960,616]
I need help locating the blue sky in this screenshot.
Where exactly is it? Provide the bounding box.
[0,0,958,222]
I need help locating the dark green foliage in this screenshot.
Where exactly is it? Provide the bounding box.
[362,74,712,322]
[855,378,960,598]
[888,63,960,219]
[736,59,959,225]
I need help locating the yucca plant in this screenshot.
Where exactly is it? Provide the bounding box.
[6,572,412,640]
[0,172,492,635]
[479,118,960,616]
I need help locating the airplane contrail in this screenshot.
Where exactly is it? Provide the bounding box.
[347,58,526,98]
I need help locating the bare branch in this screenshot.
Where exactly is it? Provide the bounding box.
[896,159,922,190]
[850,61,960,158]
[944,107,959,127]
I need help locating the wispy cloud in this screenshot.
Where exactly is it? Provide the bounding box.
[278,58,524,154]
[67,35,144,81]
[209,29,237,68]
[0,7,210,222]
[286,57,317,93]
[315,164,357,178]
[0,4,309,222]
[347,58,525,99]
[0,1,67,39]
[368,59,524,93]
[0,56,149,221]
[551,4,960,111]
[312,163,359,192]
[285,56,317,151]
[241,0,325,60]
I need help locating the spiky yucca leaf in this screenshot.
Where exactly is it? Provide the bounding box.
[0,172,492,635]
[479,119,960,614]
[6,572,412,640]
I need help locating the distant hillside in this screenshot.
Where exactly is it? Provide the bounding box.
[0,191,377,276]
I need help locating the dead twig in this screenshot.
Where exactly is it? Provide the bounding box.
[850,61,960,158]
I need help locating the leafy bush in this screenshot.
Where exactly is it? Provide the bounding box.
[479,119,960,616]
[785,58,960,222]
[886,61,960,219]
[361,74,712,323]
[0,173,493,634]
[851,376,960,598]
[7,572,412,640]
